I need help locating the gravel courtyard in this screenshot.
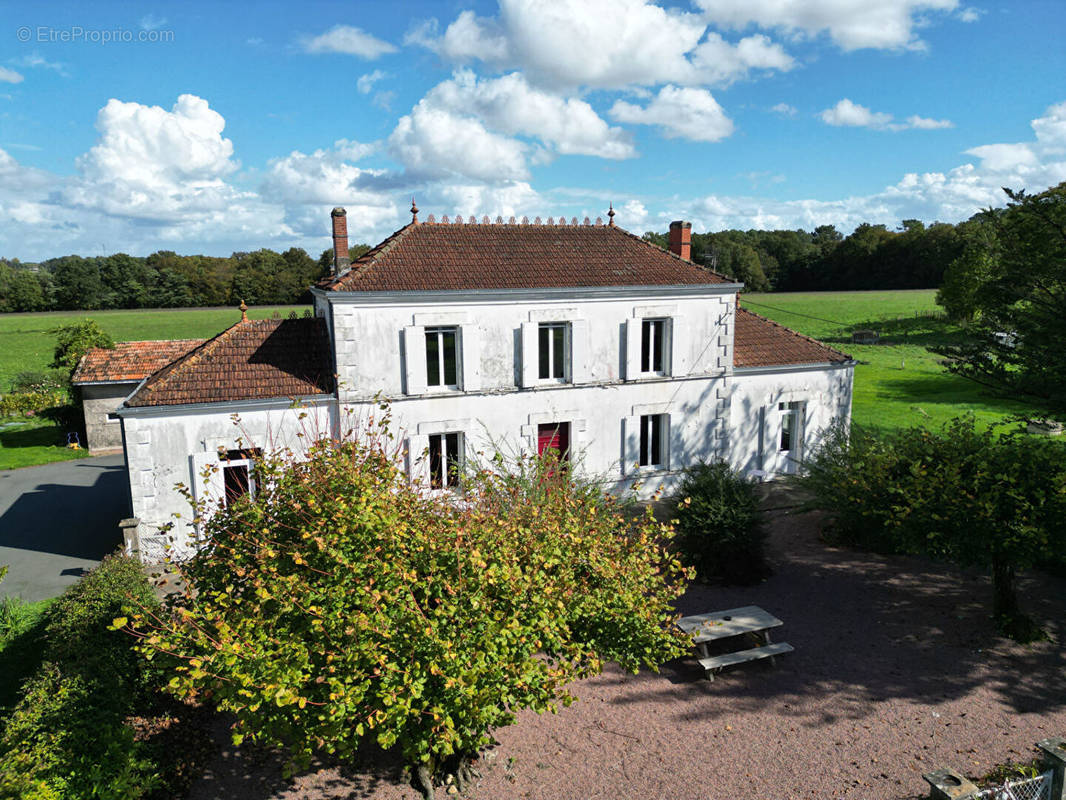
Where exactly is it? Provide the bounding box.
[190,504,1066,800]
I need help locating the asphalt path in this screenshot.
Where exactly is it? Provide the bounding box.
[0,454,126,602]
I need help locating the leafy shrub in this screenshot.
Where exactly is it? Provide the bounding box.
[801,417,1066,639]
[50,319,113,375]
[10,371,69,395]
[0,390,68,419]
[0,555,163,799]
[670,461,769,585]
[130,427,688,795]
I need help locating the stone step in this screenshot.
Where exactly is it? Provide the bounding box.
[698,642,794,679]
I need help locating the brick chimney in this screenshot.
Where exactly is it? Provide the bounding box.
[668,220,692,261]
[331,207,350,275]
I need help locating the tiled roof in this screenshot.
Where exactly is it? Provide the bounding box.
[124,317,334,408]
[733,306,852,368]
[321,220,731,292]
[72,340,205,384]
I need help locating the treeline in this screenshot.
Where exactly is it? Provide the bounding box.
[0,245,369,313]
[645,219,966,292]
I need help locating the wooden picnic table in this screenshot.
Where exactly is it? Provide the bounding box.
[677,605,793,680]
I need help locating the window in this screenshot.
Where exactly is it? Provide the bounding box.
[428,432,463,489]
[641,319,668,374]
[220,448,259,506]
[538,322,568,381]
[425,326,459,389]
[537,422,570,461]
[779,402,802,452]
[639,414,667,468]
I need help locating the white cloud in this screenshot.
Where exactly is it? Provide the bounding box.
[0,67,24,84]
[820,98,895,129]
[66,94,249,222]
[436,181,543,218]
[906,114,954,130]
[356,70,387,94]
[694,0,959,51]
[388,103,531,183]
[407,0,792,90]
[13,52,66,74]
[610,85,734,142]
[957,6,982,22]
[820,98,952,131]
[423,71,636,159]
[300,25,397,59]
[770,102,798,117]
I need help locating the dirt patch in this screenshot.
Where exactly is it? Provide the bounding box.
[187,507,1066,800]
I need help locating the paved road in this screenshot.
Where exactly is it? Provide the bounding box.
[0,454,127,602]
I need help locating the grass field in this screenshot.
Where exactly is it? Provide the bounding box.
[0,305,300,469]
[741,289,1036,431]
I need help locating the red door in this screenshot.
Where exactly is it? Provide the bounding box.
[537,422,570,461]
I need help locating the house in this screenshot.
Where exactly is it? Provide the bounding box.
[115,206,853,562]
[72,339,204,452]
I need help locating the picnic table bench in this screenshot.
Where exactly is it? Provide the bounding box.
[677,605,793,680]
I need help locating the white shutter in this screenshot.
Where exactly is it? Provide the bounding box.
[520,321,539,388]
[189,452,222,526]
[569,319,588,383]
[625,318,642,380]
[406,435,430,485]
[460,326,481,392]
[621,415,640,475]
[670,315,689,377]
[402,325,427,395]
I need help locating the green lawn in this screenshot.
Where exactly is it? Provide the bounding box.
[0,305,301,470]
[742,289,1036,431]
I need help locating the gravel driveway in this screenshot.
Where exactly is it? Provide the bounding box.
[189,505,1066,800]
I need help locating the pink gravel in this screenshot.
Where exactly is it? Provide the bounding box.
[189,506,1066,800]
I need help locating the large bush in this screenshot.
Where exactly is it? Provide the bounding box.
[49,319,113,376]
[0,555,163,799]
[670,461,769,585]
[128,427,688,797]
[801,418,1066,640]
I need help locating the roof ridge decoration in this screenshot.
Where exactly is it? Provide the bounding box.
[415,212,613,227]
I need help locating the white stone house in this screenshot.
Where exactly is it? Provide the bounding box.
[115,206,854,561]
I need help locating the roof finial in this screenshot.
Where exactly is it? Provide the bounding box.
[607,202,615,227]
[411,197,419,224]
[239,299,248,322]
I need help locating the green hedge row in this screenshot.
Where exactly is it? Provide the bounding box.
[0,389,68,419]
[0,556,163,799]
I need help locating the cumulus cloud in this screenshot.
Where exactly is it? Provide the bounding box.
[407,0,792,89]
[422,71,636,159]
[694,0,959,51]
[820,98,952,131]
[770,102,798,117]
[388,103,531,183]
[685,101,1066,232]
[300,25,397,59]
[610,86,735,142]
[0,67,24,84]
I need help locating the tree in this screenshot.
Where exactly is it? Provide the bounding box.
[802,417,1066,641]
[936,183,1066,415]
[50,319,114,375]
[936,217,998,322]
[128,426,688,797]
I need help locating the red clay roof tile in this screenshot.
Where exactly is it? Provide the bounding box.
[733,306,852,368]
[124,317,333,408]
[321,221,732,292]
[72,340,205,384]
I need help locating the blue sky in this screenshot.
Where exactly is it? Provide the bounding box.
[1,0,1064,260]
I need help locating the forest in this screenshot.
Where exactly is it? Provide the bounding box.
[0,212,979,312]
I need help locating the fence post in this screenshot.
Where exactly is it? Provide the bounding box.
[922,768,979,799]
[1038,737,1066,800]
